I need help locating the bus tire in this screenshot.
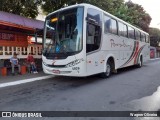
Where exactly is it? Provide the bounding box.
[101,61,112,78]
[137,56,143,68]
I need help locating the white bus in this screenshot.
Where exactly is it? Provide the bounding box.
[42,3,150,77]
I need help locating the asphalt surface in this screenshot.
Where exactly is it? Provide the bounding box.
[0,72,48,84]
[0,59,160,120]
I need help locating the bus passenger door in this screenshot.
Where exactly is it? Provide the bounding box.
[86,8,102,75]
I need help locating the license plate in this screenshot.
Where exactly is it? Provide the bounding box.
[53,70,60,74]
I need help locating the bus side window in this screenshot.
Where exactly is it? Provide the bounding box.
[124,24,128,37]
[118,22,127,37]
[128,26,135,39]
[86,8,102,53]
[87,23,101,53]
[87,24,95,44]
[141,33,146,42]
[135,30,140,41]
[146,35,149,43]
[104,15,118,36]
[111,19,118,35]
[104,15,111,33]
[118,22,123,36]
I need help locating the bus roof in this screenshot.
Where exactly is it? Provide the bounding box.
[47,3,149,35]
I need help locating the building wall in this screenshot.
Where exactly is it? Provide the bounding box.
[150,47,156,58]
[0,30,28,47]
[0,30,42,60]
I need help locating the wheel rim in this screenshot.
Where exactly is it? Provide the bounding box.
[139,58,142,67]
[106,63,111,76]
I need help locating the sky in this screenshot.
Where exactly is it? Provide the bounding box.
[125,0,160,29]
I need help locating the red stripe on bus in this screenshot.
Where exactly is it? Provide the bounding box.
[127,41,139,65]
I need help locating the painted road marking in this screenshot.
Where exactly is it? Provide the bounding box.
[0,75,54,88]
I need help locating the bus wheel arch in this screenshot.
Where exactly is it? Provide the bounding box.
[137,55,143,68]
[101,57,115,78]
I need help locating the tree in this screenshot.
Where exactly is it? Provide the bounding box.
[0,0,42,18]
[125,1,152,32]
[149,28,160,47]
[78,0,124,15]
[41,0,67,14]
[114,4,132,23]
[41,0,151,32]
[149,28,160,37]
[41,0,124,15]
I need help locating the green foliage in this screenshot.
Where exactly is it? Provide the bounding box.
[149,28,160,47]
[125,1,152,32]
[82,0,124,15]
[41,0,67,14]
[114,4,132,23]
[41,0,124,15]
[41,0,151,32]
[0,0,42,18]
[0,0,152,32]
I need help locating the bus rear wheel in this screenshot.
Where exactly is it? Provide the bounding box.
[137,56,143,68]
[101,61,112,78]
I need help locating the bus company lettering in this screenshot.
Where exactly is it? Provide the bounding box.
[110,39,132,50]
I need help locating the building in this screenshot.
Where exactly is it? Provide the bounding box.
[150,36,160,58]
[0,11,44,68]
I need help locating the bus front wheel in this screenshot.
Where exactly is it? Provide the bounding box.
[101,61,112,78]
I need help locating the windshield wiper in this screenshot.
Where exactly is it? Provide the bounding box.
[46,24,55,31]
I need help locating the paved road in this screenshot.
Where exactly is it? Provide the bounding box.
[0,59,160,120]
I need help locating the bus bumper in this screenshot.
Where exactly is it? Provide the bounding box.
[42,63,87,77]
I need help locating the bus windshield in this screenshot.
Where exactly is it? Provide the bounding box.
[43,7,83,58]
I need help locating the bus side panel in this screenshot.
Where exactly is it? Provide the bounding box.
[86,38,150,76]
[120,41,150,68]
[86,51,117,76]
[142,43,150,62]
[101,33,135,69]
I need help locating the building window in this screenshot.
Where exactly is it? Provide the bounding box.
[22,47,27,55]
[5,46,12,55]
[0,46,3,55]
